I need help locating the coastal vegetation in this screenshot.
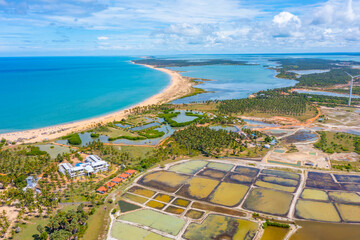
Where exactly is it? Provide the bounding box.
[133,58,249,67]
[62,133,82,145]
[314,131,360,154]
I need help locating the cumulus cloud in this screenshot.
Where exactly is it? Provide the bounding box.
[273,12,301,28]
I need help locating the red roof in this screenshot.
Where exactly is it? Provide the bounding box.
[119,173,129,179]
[125,169,137,175]
[96,186,107,193]
[106,182,116,188]
[112,177,123,183]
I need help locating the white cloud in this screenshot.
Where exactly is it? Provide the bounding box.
[273,12,301,28]
[97,36,109,40]
[0,0,7,6]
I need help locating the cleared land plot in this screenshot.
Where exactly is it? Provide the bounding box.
[169,160,208,174]
[306,172,342,190]
[128,186,156,198]
[153,193,174,203]
[255,181,296,193]
[138,170,190,192]
[118,209,186,235]
[111,221,172,240]
[329,191,360,204]
[261,226,289,240]
[261,169,300,181]
[185,209,204,219]
[177,176,220,200]
[123,193,148,204]
[173,198,191,207]
[165,205,185,215]
[118,200,141,213]
[146,200,166,210]
[295,200,341,222]
[243,188,293,216]
[234,166,260,177]
[183,214,258,240]
[207,162,234,171]
[225,172,255,184]
[334,174,360,183]
[335,203,360,222]
[197,168,227,180]
[209,182,249,207]
[301,189,329,201]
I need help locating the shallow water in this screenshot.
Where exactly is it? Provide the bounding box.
[296,90,360,98]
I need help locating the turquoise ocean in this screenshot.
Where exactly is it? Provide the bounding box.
[0,57,170,133]
[1,54,360,133]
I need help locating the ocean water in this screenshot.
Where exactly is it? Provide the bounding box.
[2,53,360,133]
[0,57,170,133]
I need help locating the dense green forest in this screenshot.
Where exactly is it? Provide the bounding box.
[218,94,307,116]
[296,69,350,87]
[172,126,246,157]
[271,58,359,70]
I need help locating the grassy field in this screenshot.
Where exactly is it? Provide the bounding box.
[116,145,154,159]
[176,102,218,113]
[83,203,112,240]
[96,127,139,138]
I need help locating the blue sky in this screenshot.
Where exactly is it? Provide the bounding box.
[0,0,359,56]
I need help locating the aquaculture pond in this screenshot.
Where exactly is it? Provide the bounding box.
[282,130,318,144]
[183,214,258,240]
[289,221,360,240]
[111,222,172,240]
[300,189,329,201]
[118,200,141,213]
[169,160,208,174]
[178,176,220,200]
[295,200,341,222]
[335,203,360,222]
[243,188,293,216]
[138,170,190,192]
[209,182,249,207]
[118,209,186,235]
[261,226,289,240]
[207,161,234,171]
[197,168,227,180]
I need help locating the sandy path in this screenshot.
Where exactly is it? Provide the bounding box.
[0,64,193,145]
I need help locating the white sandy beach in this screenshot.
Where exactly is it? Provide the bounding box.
[0,64,193,144]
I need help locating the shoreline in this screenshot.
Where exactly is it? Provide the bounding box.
[0,64,193,144]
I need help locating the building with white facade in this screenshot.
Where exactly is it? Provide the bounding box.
[58,155,109,178]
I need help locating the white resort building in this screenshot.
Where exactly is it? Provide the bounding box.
[58,155,109,178]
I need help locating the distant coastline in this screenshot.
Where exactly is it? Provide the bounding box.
[0,63,193,144]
